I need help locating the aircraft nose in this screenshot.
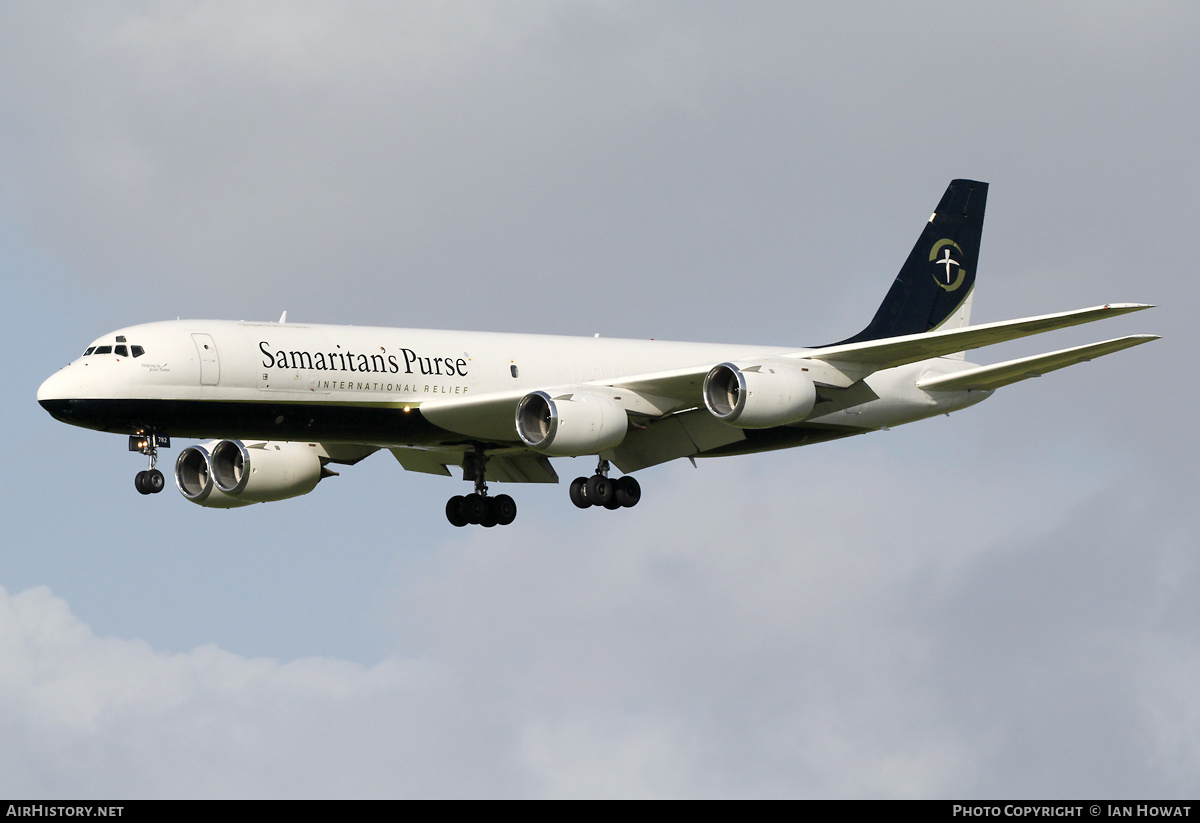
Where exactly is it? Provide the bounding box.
[38,367,74,402]
[37,367,83,421]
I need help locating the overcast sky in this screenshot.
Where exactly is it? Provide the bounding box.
[2,1,1195,798]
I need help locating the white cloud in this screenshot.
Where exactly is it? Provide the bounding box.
[7,436,1193,798]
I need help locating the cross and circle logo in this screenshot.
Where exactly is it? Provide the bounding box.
[929,238,967,292]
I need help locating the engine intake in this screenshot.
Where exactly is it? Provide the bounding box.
[516,390,629,456]
[703,360,818,428]
[175,443,252,508]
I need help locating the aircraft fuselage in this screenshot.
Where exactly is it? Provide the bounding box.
[38,319,986,447]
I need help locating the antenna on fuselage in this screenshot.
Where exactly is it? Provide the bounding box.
[279,311,287,324]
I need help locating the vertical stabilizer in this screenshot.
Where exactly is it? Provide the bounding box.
[827,179,987,346]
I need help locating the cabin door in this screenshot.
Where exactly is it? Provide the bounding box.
[192,334,220,386]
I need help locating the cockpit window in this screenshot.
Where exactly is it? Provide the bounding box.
[81,342,144,357]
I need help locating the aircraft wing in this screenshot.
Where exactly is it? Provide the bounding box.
[418,390,530,442]
[610,304,1159,390]
[915,335,1159,392]
[805,303,1154,380]
[418,364,712,440]
[591,365,711,414]
[419,304,1155,444]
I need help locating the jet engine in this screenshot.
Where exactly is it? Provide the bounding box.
[175,440,325,508]
[515,390,629,456]
[703,360,818,428]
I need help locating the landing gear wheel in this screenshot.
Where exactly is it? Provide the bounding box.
[451,447,519,527]
[145,469,165,494]
[446,495,469,527]
[569,477,591,509]
[614,475,641,508]
[465,493,488,525]
[586,475,613,507]
[130,433,170,496]
[480,497,500,528]
[494,494,518,526]
[569,471,640,512]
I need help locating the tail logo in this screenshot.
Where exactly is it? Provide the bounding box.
[929,238,967,292]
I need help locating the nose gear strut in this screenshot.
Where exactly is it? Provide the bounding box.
[130,433,170,495]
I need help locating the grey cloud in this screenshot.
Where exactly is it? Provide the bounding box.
[4,437,1194,797]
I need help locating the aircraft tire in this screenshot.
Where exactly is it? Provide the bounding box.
[569,477,591,508]
[614,476,641,508]
[446,495,469,527]
[135,471,152,495]
[494,494,517,526]
[465,493,487,525]
[586,475,613,507]
[146,469,165,494]
[480,498,500,528]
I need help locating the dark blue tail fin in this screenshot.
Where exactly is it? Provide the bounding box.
[829,179,988,346]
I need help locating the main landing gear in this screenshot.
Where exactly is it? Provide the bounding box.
[445,447,518,528]
[443,452,640,527]
[130,434,170,495]
[570,458,640,511]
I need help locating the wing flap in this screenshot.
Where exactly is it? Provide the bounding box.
[390,446,455,476]
[606,408,747,473]
[916,335,1159,392]
[389,446,558,483]
[485,453,559,483]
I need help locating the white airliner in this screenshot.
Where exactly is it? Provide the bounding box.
[38,180,1157,527]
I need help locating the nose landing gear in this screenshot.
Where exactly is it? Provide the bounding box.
[130,434,170,495]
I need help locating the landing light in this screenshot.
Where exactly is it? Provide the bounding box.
[129,434,170,452]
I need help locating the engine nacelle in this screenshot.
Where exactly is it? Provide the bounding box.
[175,442,252,508]
[703,360,818,428]
[515,390,629,456]
[175,440,324,507]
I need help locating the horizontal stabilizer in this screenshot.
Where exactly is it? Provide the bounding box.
[916,335,1160,392]
[808,303,1153,379]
